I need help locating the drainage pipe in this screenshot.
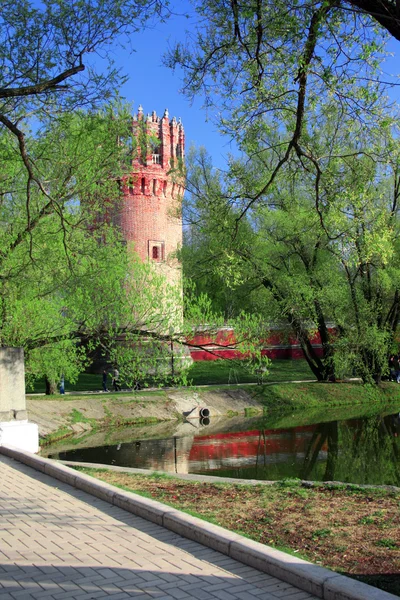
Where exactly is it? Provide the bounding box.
[199,407,210,418]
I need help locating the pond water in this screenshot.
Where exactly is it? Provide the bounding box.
[43,407,400,487]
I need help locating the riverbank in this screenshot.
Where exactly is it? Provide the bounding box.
[28,380,400,446]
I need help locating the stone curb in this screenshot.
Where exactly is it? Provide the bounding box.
[0,445,397,600]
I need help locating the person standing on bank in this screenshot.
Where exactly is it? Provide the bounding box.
[389,355,396,381]
[112,367,121,392]
[395,355,400,384]
[102,369,109,392]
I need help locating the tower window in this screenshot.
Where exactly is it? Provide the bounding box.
[148,240,164,262]
[152,153,161,164]
[153,179,157,195]
[141,177,145,193]
[163,181,167,196]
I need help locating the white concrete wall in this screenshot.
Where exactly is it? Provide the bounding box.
[0,347,39,452]
[0,347,27,420]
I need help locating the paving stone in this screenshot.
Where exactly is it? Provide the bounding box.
[280,592,317,600]
[162,590,191,600]
[210,589,241,600]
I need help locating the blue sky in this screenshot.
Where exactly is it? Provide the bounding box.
[104,3,400,172]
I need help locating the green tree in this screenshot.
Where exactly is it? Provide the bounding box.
[0,107,186,389]
[181,147,267,319]
[183,112,400,383]
[170,0,400,383]
[0,1,185,390]
[0,0,166,110]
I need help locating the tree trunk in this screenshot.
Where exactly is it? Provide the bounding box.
[45,377,57,395]
[261,278,335,381]
[288,313,334,381]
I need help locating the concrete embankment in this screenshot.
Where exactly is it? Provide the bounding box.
[26,386,263,442]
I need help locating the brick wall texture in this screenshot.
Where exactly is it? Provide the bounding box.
[119,107,184,287]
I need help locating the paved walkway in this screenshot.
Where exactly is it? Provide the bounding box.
[0,454,317,600]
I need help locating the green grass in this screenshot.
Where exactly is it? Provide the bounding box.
[255,380,400,412]
[375,538,398,549]
[69,409,93,424]
[187,359,314,385]
[26,359,315,394]
[26,373,105,394]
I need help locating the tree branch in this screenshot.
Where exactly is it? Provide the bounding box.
[0,64,85,99]
[344,0,400,41]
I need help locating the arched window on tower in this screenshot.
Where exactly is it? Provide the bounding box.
[141,177,145,193]
[153,179,157,195]
[151,140,161,164]
[163,181,167,196]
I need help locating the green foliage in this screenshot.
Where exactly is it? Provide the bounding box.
[0,0,167,118]
[181,146,268,319]
[174,0,400,382]
[27,358,315,391]
[167,0,393,144]
[185,131,400,382]
[0,105,189,389]
[0,1,177,390]
[182,275,272,381]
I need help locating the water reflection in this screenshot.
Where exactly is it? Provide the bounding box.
[44,411,400,486]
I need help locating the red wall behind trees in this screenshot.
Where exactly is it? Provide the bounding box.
[188,327,332,360]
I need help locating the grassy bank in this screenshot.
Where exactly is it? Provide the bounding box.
[255,380,400,411]
[27,378,400,412]
[26,356,400,416]
[77,469,400,597]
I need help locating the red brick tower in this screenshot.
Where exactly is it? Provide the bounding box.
[119,106,184,287]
